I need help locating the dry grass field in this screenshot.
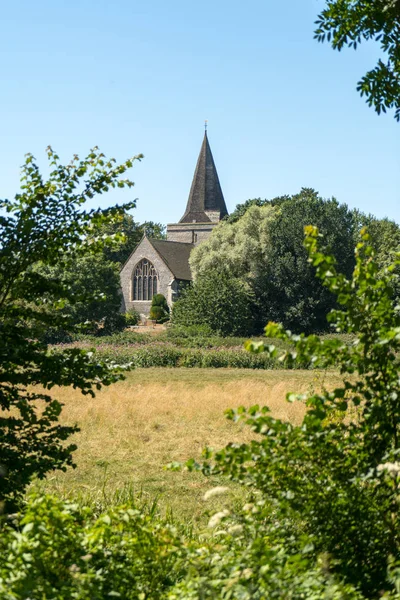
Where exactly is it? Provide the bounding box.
[40,368,342,523]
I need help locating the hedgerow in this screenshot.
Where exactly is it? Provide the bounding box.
[88,344,292,370]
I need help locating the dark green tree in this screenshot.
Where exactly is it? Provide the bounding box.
[36,254,125,339]
[315,0,400,120]
[172,270,256,336]
[255,189,356,332]
[100,212,166,265]
[0,147,141,508]
[193,189,356,333]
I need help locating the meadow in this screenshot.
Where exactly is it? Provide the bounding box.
[41,367,343,524]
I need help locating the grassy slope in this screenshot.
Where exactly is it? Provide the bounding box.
[40,368,342,524]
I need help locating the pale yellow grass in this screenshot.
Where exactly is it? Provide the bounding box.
[41,368,341,522]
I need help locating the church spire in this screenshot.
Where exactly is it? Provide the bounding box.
[179,131,228,224]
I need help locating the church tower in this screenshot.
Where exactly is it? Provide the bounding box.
[167,131,228,245]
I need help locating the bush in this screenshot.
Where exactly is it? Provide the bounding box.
[172,270,256,336]
[0,494,183,600]
[92,345,285,370]
[150,294,170,324]
[124,308,140,326]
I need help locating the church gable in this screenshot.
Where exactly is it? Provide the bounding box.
[120,237,175,314]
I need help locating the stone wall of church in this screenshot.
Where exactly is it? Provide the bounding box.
[166,222,216,245]
[120,237,175,316]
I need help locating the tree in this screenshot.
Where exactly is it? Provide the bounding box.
[315,0,400,120]
[191,189,356,333]
[0,147,141,508]
[100,212,166,265]
[172,270,256,336]
[36,254,125,339]
[190,204,278,281]
[225,195,290,224]
[256,189,355,332]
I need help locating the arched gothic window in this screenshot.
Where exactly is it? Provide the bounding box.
[132,259,158,301]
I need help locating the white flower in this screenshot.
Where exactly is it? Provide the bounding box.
[208,509,230,529]
[227,524,243,536]
[241,568,253,580]
[203,486,229,501]
[377,462,400,477]
[242,503,254,512]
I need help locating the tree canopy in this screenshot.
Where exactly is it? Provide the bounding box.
[190,189,356,333]
[100,213,165,266]
[315,0,400,120]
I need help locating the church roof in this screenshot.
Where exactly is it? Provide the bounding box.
[150,239,194,281]
[179,132,228,224]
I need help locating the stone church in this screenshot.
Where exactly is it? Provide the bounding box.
[120,132,229,315]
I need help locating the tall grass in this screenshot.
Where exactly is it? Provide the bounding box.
[40,368,341,523]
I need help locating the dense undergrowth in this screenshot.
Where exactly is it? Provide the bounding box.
[52,328,354,370]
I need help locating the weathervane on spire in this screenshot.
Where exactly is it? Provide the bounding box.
[205,119,208,133]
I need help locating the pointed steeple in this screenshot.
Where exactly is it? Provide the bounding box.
[179,132,228,224]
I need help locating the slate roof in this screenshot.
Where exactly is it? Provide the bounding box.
[150,239,194,281]
[180,132,228,223]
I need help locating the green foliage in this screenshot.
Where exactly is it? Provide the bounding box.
[37,254,124,337]
[185,227,400,597]
[315,0,400,120]
[256,189,355,332]
[191,189,356,333]
[0,147,140,508]
[225,194,290,224]
[124,308,141,327]
[91,344,283,370]
[172,269,256,336]
[99,212,166,266]
[0,494,183,599]
[150,294,170,323]
[354,212,400,300]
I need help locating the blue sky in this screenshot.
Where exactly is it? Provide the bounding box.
[0,0,399,225]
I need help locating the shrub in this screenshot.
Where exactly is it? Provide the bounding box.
[0,494,183,600]
[150,294,170,323]
[124,308,140,326]
[172,270,256,336]
[93,345,284,370]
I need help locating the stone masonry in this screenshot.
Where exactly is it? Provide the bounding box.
[120,237,175,315]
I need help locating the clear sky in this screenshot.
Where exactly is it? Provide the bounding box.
[0,0,399,225]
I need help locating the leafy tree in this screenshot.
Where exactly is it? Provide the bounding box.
[353,211,400,300]
[150,293,170,323]
[0,147,141,509]
[190,203,278,281]
[226,195,290,224]
[257,189,355,332]
[172,270,256,336]
[191,189,356,333]
[315,0,400,120]
[36,254,125,339]
[100,212,166,265]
